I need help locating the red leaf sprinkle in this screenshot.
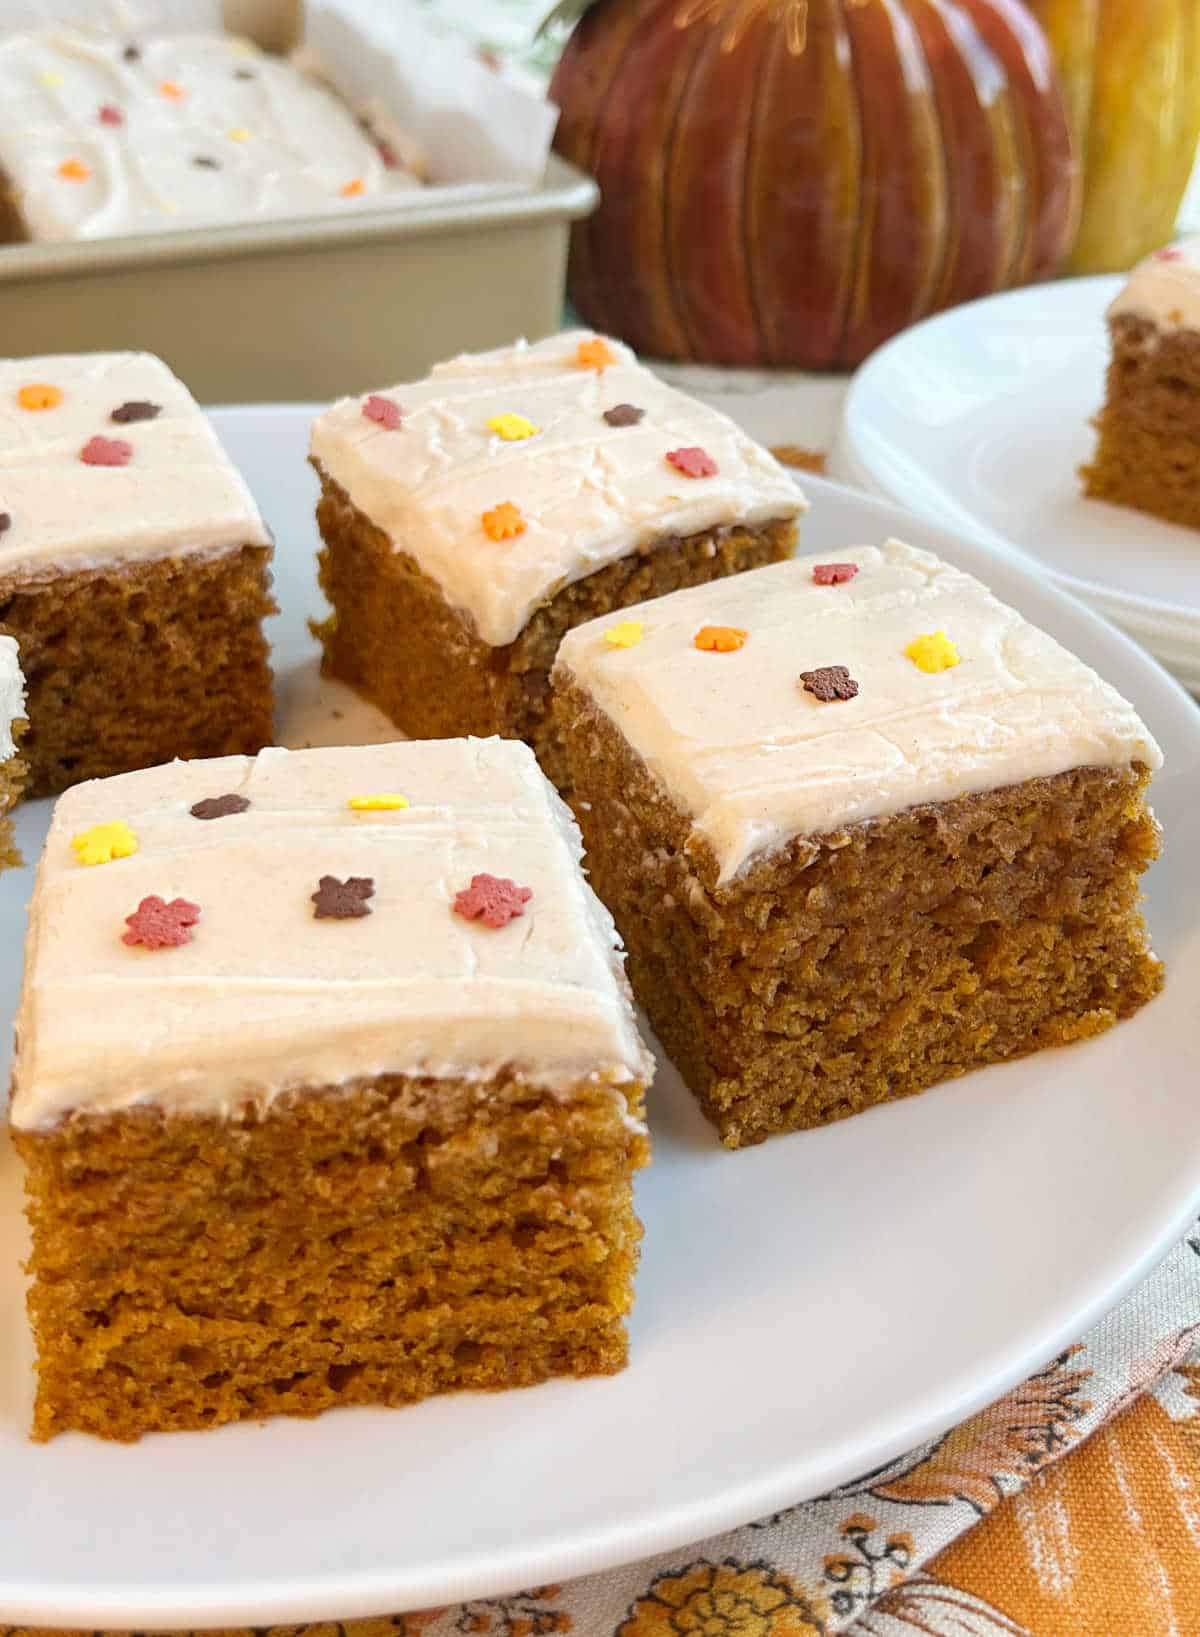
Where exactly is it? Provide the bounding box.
[80,435,132,467]
[666,446,717,479]
[363,394,403,430]
[453,873,532,929]
[812,562,859,586]
[98,103,124,126]
[123,896,201,949]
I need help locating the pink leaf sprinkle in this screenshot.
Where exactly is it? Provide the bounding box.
[1155,247,1185,261]
[453,872,532,930]
[80,435,132,466]
[98,103,124,126]
[363,394,403,430]
[666,446,718,479]
[122,895,201,949]
[812,562,859,586]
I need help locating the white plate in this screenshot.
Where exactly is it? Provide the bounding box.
[1,407,1198,1628]
[829,277,1200,691]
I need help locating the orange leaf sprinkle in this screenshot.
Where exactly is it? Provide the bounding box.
[576,337,615,371]
[340,177,366,197]
[694,625,747,653]
[57,158,90,182]
[17,382,63,411]
[158,79,186,100]
[482,501,526,541]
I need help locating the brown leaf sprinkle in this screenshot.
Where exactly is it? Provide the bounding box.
[800,664,859,702]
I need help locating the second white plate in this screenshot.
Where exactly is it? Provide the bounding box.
[829,277,1200,691]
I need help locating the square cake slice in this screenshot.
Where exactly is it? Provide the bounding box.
[0,632,27,868]
[1082,238,1200,530]
[552,541,1164,1148]
[309,331,806,789]
[0,350,275,795]
[11,738,651,1442]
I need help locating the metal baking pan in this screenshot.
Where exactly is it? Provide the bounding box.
[0,1,596,401]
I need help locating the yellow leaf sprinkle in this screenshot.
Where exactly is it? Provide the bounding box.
[39,71,65,87]
[486,412,539,442]
[227,126,251,142]
[905,630,960,673]
[348,793,410,811]
[604,620,643,649]
[71,820,139,867]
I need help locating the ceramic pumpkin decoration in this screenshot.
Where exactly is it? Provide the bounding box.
[550,0,1080,368]
[1026,0,1200,273]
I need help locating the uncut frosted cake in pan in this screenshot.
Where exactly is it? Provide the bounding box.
[11,738,651,1442]
[553,539,1164,1148]
[309,331,807,790]
[0,27,423,244]
[0,349,274,794]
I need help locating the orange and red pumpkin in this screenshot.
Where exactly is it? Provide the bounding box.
[551,0,1080,368]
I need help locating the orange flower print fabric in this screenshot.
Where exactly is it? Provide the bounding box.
[618,1561,827,1636]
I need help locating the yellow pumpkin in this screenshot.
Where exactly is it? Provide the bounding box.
[1027,0,1200,271]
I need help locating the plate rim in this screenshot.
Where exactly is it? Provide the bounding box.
[832,274,1200,648]
[1,415,1198,1628]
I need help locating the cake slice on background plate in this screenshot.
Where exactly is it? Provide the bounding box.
[0,350,275,795]
[11,737,651,1442]
[1082,239,1200,530]
[309,331,807,791]
[553,540,1164,1149]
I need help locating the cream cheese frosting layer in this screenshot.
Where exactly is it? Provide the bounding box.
[309,332,807,648]
[0,351,270,579]
[0,633,26,760]
[0,28,421,243]
[1109,238,1200,333]
[553,540,1163,884]
[10,738,652,1130]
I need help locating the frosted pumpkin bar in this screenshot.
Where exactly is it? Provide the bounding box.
[552,541,1164,1148]
[309,331,806,788]
[11,738,651,1441]
[1082,239,1200,531]
[0,351,274,795]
